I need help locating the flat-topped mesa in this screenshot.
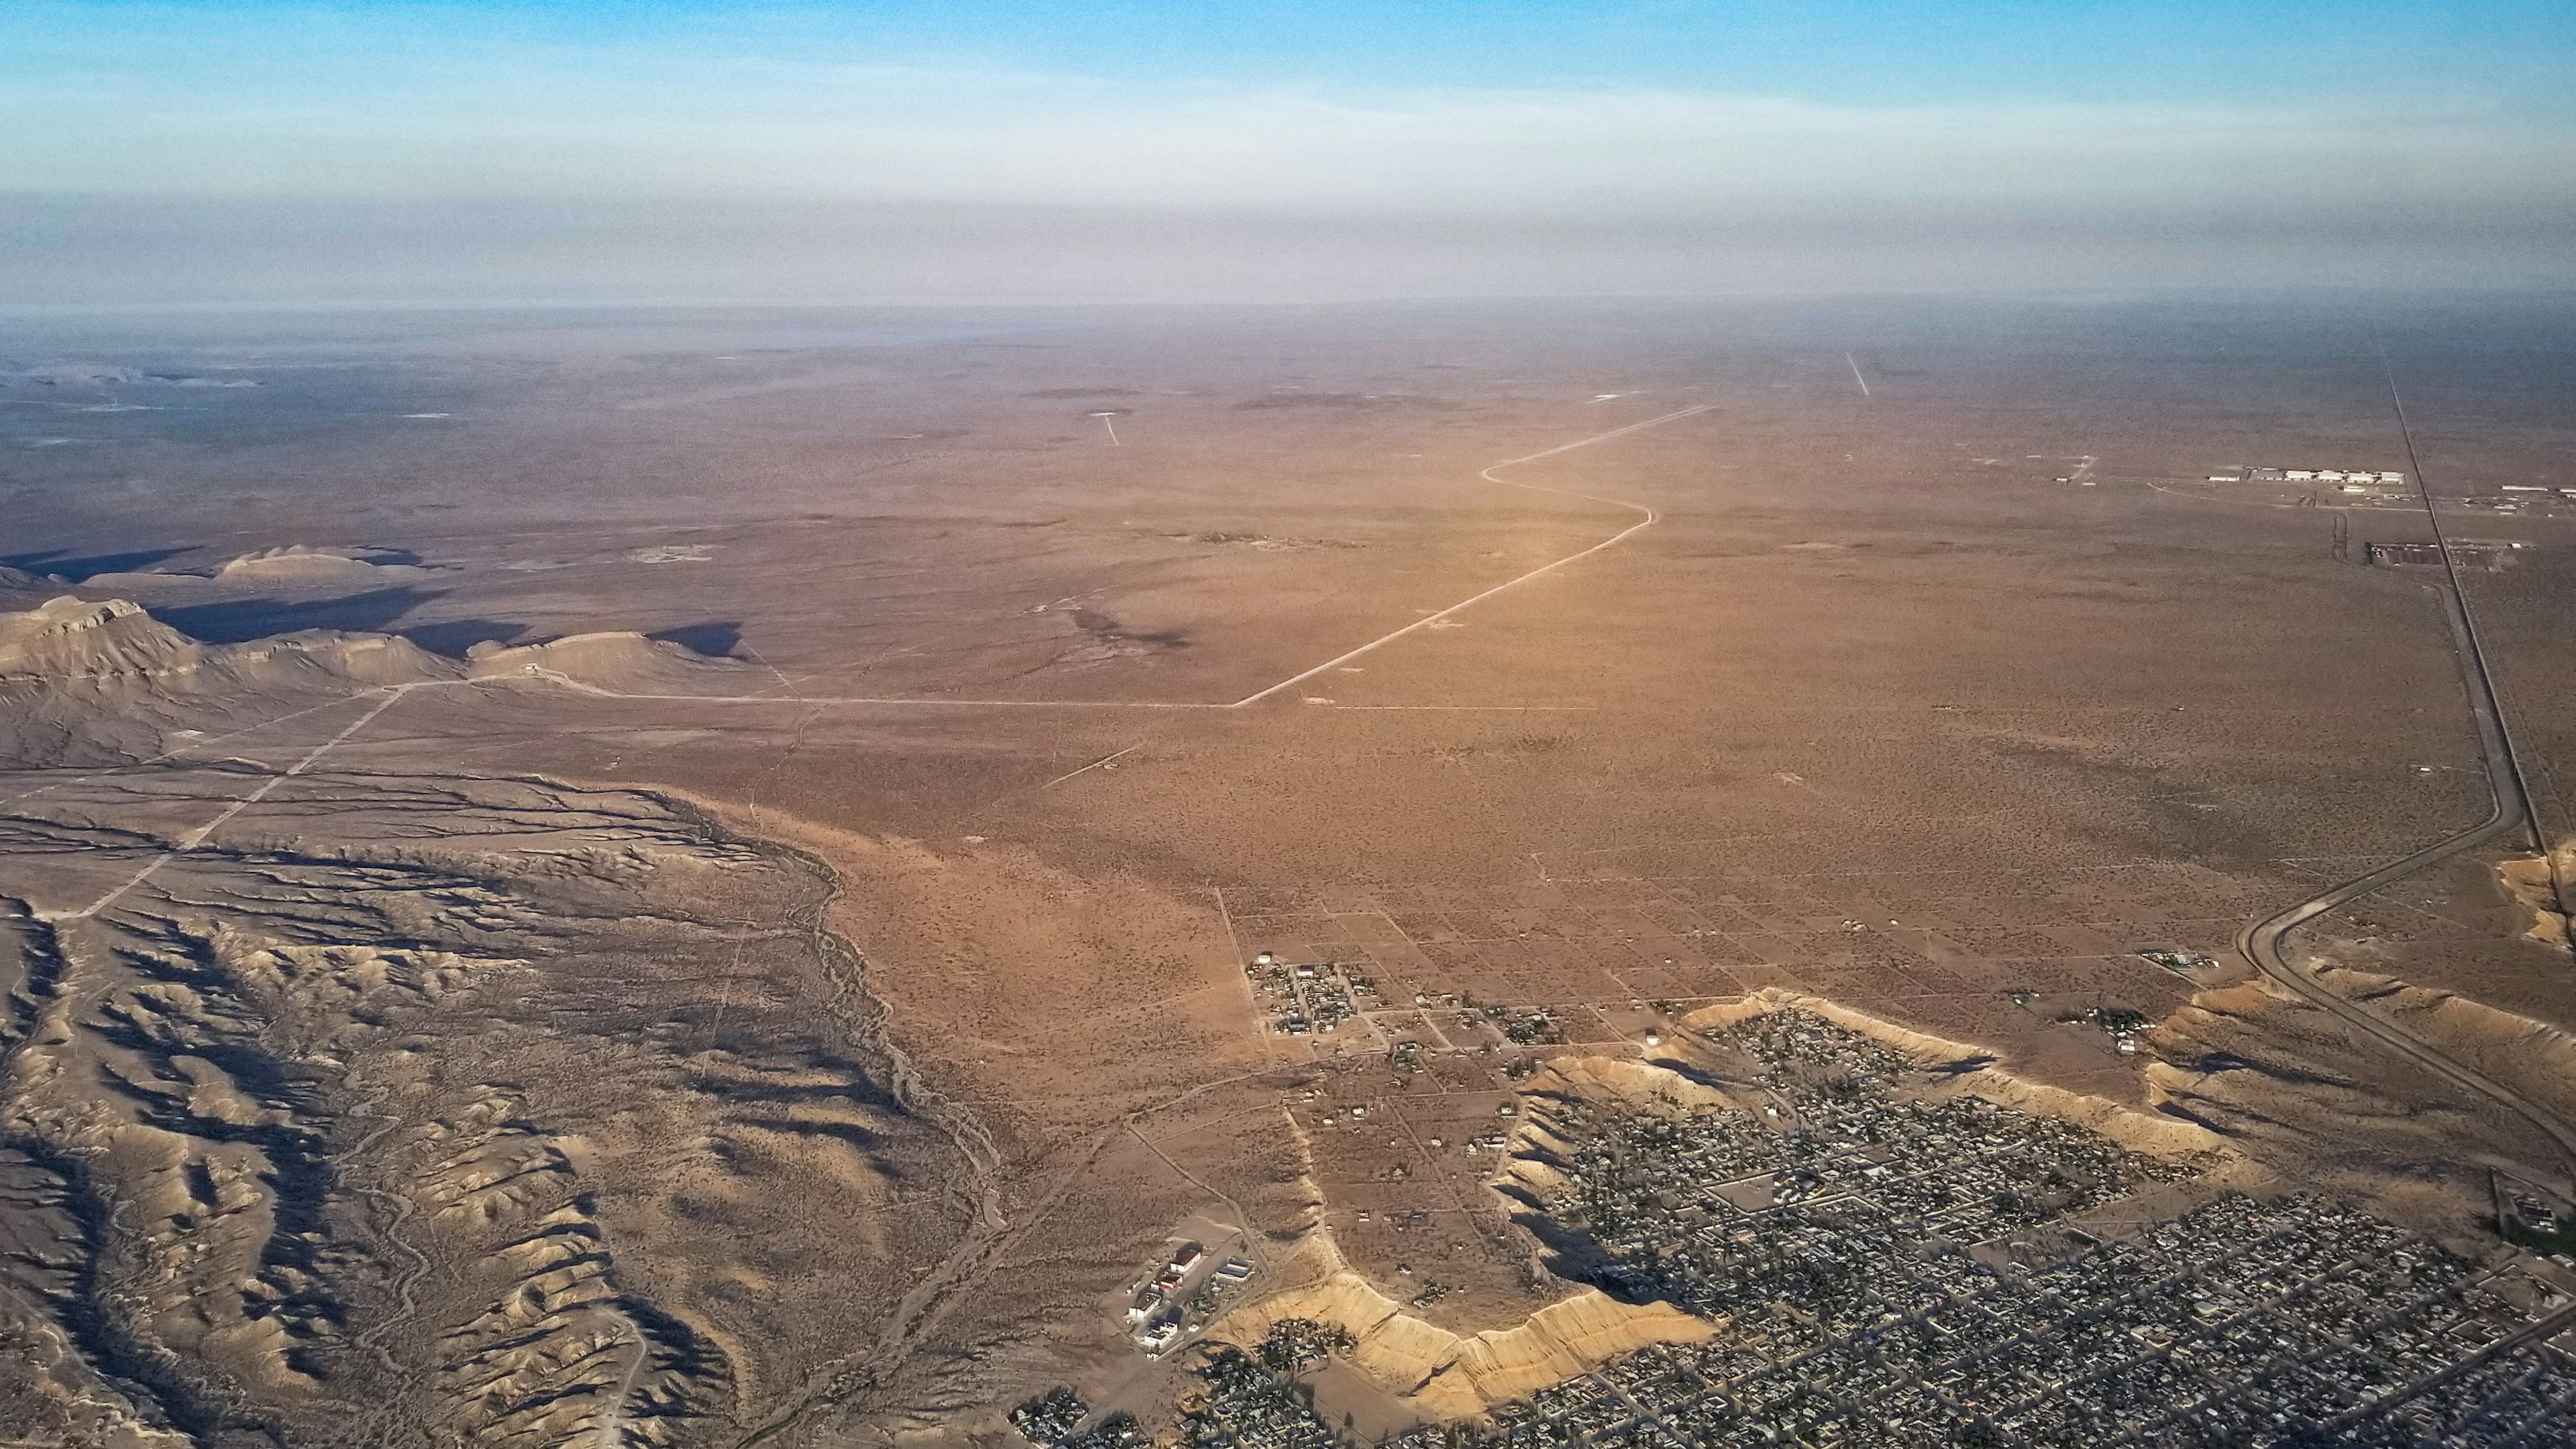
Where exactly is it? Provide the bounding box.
[464,631,756,695]
[0,596,206,680]
[0,594,455,686]
[213,545,429,582]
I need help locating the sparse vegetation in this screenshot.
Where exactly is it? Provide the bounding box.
[12,299,2575,1449]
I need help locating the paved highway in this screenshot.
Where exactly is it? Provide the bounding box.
[2234,373,2575,1186]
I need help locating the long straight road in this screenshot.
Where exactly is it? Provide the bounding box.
[2233,378,2576,1187]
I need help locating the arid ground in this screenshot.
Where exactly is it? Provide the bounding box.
[4,294,2573,1446]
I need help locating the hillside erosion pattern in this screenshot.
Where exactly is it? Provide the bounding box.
[0,606,966,1449]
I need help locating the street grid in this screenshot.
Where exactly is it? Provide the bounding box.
[1150,1010,2576,1449]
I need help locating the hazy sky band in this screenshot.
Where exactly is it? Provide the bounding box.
[7,1,2572,303]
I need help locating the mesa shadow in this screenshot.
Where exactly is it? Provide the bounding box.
[149,587,442,643]
[397,617,529,657]
[646,621,743,657]
[3,545,199,582]
[1489,1187,1639,1301]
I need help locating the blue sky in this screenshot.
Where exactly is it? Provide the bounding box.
[5,2,2571,301]
[14,1,2575,105]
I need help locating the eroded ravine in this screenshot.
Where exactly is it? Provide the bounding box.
[0,767,974,1449]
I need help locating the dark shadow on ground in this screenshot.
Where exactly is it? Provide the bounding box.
[148,588,441,643]
[4,546,199,581]
[1069,609,1187,650]
[647,621,742,657]
[1494,1195,1641,1300]
[397,618,529,657]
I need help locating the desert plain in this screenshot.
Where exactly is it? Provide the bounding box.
[4,293,2575,1446]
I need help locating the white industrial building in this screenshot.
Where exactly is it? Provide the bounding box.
[2259,466,2404,486]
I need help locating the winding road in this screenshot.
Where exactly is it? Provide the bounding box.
[2234,586,2576,1183]
[2233,373,2575,1187]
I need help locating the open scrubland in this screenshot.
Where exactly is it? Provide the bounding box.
[3,296,2573,1444]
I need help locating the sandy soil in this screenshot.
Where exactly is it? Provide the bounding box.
[5,295,2574,1444]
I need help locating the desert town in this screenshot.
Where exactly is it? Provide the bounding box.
[993,1007,2576,1448]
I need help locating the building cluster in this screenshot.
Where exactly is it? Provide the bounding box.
[2365,539,2525,572]
[1255,1318,1358,1373]
[1248,952,1369,1035]
[2458,490,2573,519]
[1062,1009,2573,1446]
[1175,1184,2571,1449]
[1177,1342,1347,1449]
[2331,1331,2576,1446]
[1364,1009,2573,1446]
[1010,1385,1089,1442]
[2497,1179,2576,1260]
[2223,467,2408,488]
[2072,1003,2150,1055]
[1373,1197,2565,1447]
[2214,462,2576,515]
[1127,1241,1258,1356]
[2137,948,2220,979]
[1483,1004,1564,1045]
[1010,1387,1146,1448]
[1552,1012,2198,1322]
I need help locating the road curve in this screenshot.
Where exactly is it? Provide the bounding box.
[1228,402,1711,708]
[2234,583,2576,1184]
